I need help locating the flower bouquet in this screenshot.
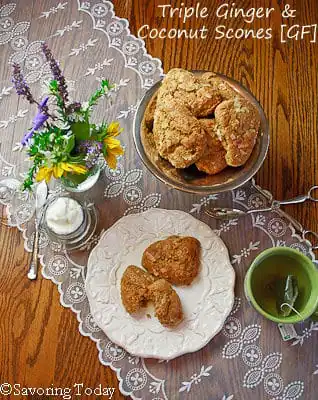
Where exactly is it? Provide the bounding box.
[12,43,124,191]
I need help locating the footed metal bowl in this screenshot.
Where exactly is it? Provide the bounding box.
[133,72,269,195]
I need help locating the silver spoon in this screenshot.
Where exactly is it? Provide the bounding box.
[205,186,318,220]
[27,181,48,280]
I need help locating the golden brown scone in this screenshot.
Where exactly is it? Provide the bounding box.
[142,236,201,285]
[121,265,155,314]
[214,97,260,167]
[153,99,207,168]
[147,279,183,327]
[200,72,237,101]
[158,69,222,117]
[195,119,228,175]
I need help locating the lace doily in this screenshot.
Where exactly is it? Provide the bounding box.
[0,1,317,399]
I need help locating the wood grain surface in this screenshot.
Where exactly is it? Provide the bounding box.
[0,0,317,399]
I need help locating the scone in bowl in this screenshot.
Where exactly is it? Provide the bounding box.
[133,71,269,195]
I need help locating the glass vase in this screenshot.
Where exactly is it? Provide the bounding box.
[61,164,101,193]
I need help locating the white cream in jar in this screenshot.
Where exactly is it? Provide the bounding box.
[46,197,84,235]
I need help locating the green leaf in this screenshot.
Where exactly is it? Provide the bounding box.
[62,171,89,185]
[48,79,58,93]
[70,121,90,141]
[91,127,107,142]
[64,134,75,153]
[87,80,112,112]
[68,154,84,163]
[101,80,110,91]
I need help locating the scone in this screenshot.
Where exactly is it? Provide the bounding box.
[153,99,207,168]
[121,265,155,314]
[121,266,183,328]
[215,97,260,167]
[157,69,222,117]
[200,72,237,101]
[147,279,183,327]
[195,119,227,175]
[142,235,201,285]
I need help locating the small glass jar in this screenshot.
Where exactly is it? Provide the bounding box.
[43,195,97,251]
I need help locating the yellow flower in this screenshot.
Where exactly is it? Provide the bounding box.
[104,121,124,169]
[36,162,87,183]
[59,162,87,175]
[104,144,124,170]
[36,166,53,183]
[107,121,123,137]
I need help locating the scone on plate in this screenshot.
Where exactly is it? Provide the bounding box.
[196,119,227,175]
[142,235,201,285]
[121,265,155,314]
[215,96,261,167]
[157,68,222,117]
[121,265,183,328]
[153,99,207,168]
[147,279,183,327]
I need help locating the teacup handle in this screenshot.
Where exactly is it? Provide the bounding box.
[311,269,318,322]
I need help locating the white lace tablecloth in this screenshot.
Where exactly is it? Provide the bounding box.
[0,1,317,399]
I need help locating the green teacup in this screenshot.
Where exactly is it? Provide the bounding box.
[244,247,318,324]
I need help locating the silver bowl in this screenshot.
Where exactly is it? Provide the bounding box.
[133,72,269,195]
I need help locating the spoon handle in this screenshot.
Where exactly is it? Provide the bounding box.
[205,205,275,220]
[277,195,308,205]
[27,222,39,280]
[246,207,273,214]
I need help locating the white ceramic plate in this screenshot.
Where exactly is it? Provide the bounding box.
[86,209,235,360]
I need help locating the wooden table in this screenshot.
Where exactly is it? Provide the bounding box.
[0,1,317,399]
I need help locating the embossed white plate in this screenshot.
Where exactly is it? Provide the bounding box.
[86,209,235,360]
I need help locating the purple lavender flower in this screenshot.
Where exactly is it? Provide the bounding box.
[77,140,102,169]
[12,63,35,104]
[41,42,69,105]
[66,102,81,114]
[21,97,49,145]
